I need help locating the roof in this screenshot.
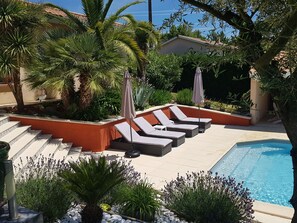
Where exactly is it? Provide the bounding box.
[45,7,87,21]
[162,35,225,47]
[27,2,122,26]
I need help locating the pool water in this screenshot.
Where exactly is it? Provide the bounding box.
[211,140,293,207]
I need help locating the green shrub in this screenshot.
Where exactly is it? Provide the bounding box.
[98,88,121,115]
[146,51,183,91]
[68,94,109,121]
[133,81,154,110]
[15,156,73,223]
[163,171,254,223]
[149,90,172,106]
[116,181,160,222]
[176,89,194,105]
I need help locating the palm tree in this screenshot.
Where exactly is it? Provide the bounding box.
[0,0,45,112]
[58,157,126,223]
[42,0,145,109]
[134,21,160,79]
[28,33,124,110]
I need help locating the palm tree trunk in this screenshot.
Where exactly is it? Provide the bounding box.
[148,0,152,24]
[79,73,92,110]
[81,204,103,223]
[7,69,24,112]
[275,101,297,223]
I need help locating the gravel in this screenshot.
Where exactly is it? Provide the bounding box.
[56,204,188,223]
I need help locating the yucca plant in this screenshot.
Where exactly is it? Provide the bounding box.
[0,0,46,112]
[58,157,126,223]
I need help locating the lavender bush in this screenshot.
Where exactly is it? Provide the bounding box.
[162,171,254,223]
[15,155,73,223]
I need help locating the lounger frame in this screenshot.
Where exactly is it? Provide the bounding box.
[110,137,172,156]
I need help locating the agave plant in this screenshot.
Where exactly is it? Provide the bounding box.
[58,157,126,223]
[133,80,154,110]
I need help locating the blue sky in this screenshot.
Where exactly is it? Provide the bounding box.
[29,0,215,35]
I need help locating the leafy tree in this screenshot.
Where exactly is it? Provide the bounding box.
[0,0,45,112]
[35,0,145,109]
[207,30,230,44]
[58,157,126,223]
[165,0,297,221]
[161,21,205,41]
[146,51,183,90]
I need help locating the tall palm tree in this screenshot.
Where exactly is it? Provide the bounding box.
[40,0,145,109]
[0,0,46,112]
[134,21,160,79]
[58,157,126,223]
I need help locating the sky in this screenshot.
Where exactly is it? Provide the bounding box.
[28,0,216,35]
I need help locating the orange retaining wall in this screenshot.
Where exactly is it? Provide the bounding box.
[9,105,251,152]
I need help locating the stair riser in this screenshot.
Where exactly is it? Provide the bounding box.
[0,117,9,126]
[9,127,30,145]
[12,132,41,161]
[0,123,19,138]
[31,139,51,160]
[14,138,51,176]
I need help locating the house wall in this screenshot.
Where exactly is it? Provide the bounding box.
[0,68,59,106]
[159,38,216,55]
[250,78,269,124]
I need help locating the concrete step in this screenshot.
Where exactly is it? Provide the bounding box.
[0,121,19,138]
[0,126,31,145]
[79,151,92,161]
[39,138,63,159]
[64,147,82,162]
[13,134,52,173]
[9,130,41,160]
[52,142,72,161]
[0,116,9,126]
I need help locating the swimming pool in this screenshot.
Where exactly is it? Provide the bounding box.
[211,139,293,207]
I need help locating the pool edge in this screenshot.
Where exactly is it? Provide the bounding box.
[254,200,293,220]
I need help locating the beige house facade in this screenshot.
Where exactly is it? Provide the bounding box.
[0,68,48,106]
[159,35,224,55]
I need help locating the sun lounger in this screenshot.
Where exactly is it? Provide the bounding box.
[152,110,198,137]
[133,117,186,147]
[170,106,212,131]
[110,122,172,156]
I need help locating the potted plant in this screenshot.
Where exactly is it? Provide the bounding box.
[0,141,10,215]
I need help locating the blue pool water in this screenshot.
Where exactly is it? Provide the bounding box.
[211,140,293,207]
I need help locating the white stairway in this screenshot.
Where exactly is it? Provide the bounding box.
[0,116,93,175]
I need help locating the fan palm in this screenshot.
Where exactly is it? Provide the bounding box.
[0,0,46,112]
[40,0,146,108]
[58,157,126,223]
[27,33,124,109]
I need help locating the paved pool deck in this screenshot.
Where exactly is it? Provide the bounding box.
[102,122,293,223]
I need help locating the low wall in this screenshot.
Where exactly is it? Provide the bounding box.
[9,105,251,152]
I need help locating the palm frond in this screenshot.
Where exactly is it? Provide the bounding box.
[58,157,126,204]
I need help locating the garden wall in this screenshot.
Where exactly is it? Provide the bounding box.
[9,105,251,152]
